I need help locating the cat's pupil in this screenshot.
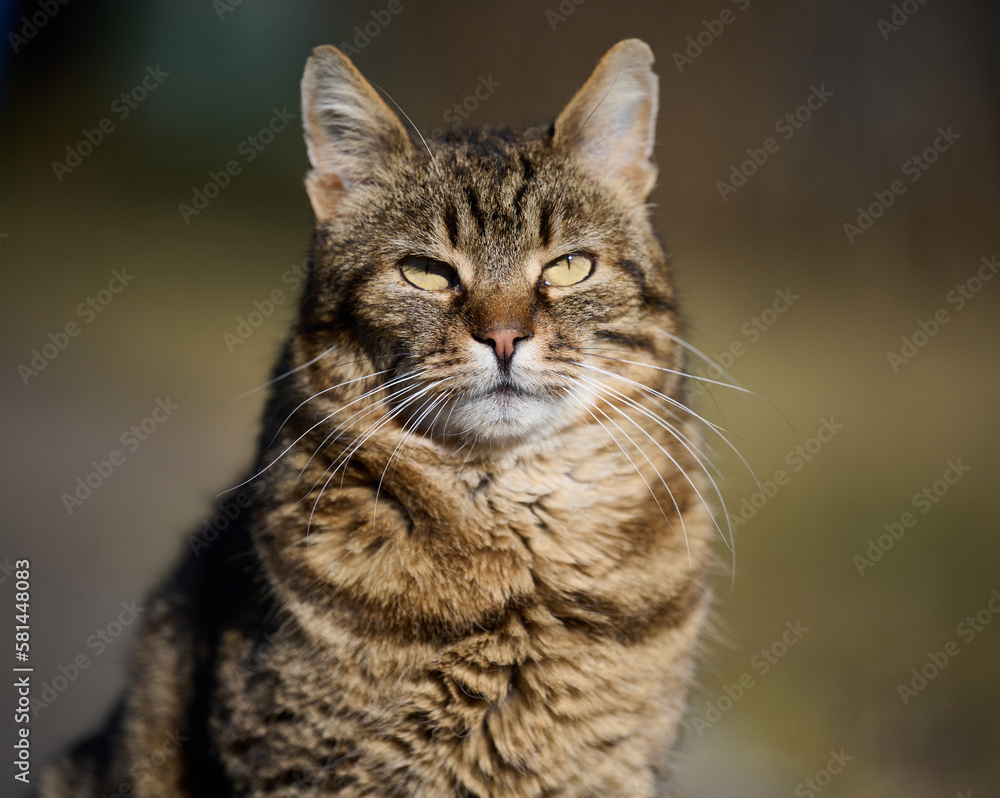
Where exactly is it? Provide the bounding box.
[542,252,593,286]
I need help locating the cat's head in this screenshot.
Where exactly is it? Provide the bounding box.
[296,40,680,448]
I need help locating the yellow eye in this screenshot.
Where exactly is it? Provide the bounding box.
[541,253,594,287]
[400,256,459,291]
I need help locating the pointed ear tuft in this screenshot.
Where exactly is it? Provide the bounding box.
[301,46,412,221]
[554,39,659,202]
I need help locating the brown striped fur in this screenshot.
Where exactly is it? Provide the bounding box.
[41,39,716,797]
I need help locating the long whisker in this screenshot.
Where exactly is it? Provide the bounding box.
[653,327,743,387]
[568,385,687,565]
[220,370,421,495]
[583,344,730,423]
[577,362,730,437]
[369,79,440,176]
[584,348,757,395]
[309,378,450,499]
[561,387,622,461]
[373,387,454,528]
[307,399,418,542]
[652,327,796,434]
[577,386,686,542]
[578,375,736,560]
[393,387,456,473]
[580,378,737,589]
[577,364,721,477]
[265,366,396,450]
[580,351,727,478]
[307,379,453,542]
[297,376,429,480]
[230,342,339,400]
[578,362,760,495]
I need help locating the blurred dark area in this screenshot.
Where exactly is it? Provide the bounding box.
[2,1,999,795]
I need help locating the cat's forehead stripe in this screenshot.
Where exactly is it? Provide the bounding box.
[436,142,549,252]
[443,200,460,249]
[538,202,552,248]
[461,183,487,236]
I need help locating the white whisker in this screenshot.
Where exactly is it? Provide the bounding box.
[373,387,455,527]
[653,327,742,387]
[219,370,421,496]
[568,385,688,565]
[229,342,340,400]
[577,375,736,562]
[577,362,729,437]
[651,327,795,433]
[297,376,429,480]
[584,348,756,395]
[265,366,397,449]
[577,361,761,495]
[307,378,453,542]
[369,79,440,176]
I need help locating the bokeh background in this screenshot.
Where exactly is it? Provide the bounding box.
[2,1,999,795]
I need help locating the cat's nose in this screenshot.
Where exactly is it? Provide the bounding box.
[477,327,532,367]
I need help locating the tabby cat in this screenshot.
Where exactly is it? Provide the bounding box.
[41,38,721,797]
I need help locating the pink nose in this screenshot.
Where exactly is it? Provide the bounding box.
[481,327,531,366]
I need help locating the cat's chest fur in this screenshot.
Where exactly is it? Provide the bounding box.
[220,418,709,796]
[258,413,694,639]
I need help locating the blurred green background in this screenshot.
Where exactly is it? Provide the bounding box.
[2,1,998,795]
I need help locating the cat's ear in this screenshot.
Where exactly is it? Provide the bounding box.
[301,46,413,221]
[554,39,658,202]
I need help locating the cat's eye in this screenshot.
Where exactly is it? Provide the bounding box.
[399,256,459,291]
[540,253,594,287]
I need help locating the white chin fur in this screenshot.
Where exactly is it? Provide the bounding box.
[440,392,565,446]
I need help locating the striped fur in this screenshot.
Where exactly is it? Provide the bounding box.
[41,40,716,797]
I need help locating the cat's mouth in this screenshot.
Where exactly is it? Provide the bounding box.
[476,379,542,406]
[483,385,528,414]
[485,384,527,399]
[392,369,564,446]
[426,377,562,446]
